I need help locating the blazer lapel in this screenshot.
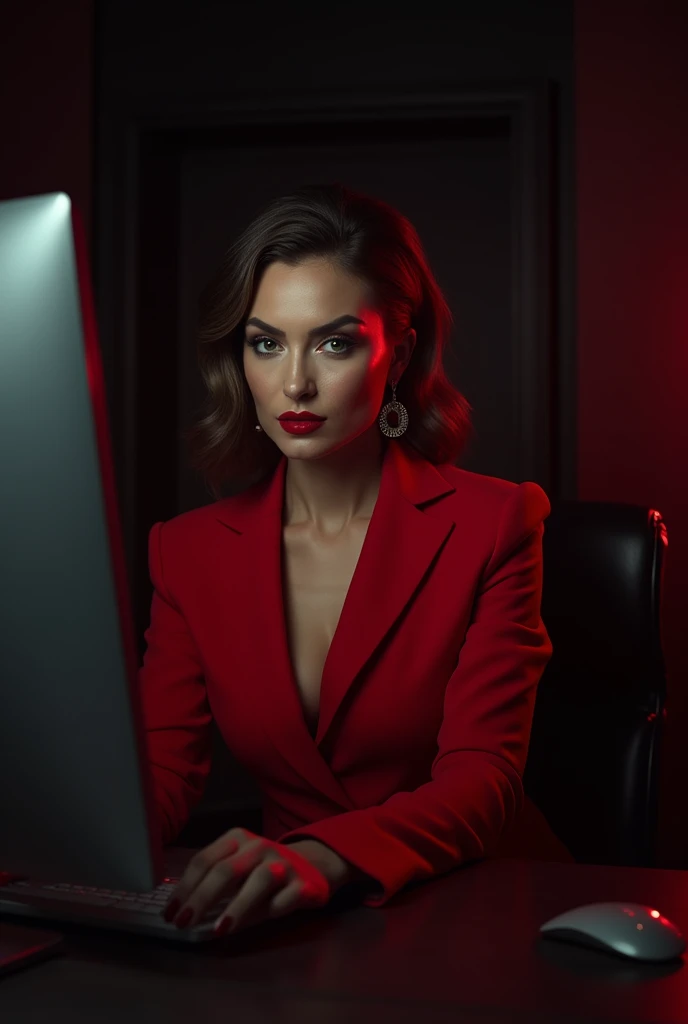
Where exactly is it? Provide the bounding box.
[213,439,456,808]
[316,441,456,746]
[213,453,353,809]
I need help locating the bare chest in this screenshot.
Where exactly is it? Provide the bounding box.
[281,522,369,737]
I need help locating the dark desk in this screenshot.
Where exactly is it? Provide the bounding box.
[1,851,687,1024]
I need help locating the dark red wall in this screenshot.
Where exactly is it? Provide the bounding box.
[0,0,93,244]
[576,0,688,865]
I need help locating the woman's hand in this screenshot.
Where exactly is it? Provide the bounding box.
[162,828,337,936]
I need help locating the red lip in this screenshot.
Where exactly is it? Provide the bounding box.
[279,419,325,435]
[278,412,326,421]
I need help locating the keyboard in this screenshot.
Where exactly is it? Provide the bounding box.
[0,876,231,942]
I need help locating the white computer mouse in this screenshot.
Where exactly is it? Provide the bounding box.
[539,901,686,962]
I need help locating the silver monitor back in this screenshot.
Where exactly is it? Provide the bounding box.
[0,192,162,890]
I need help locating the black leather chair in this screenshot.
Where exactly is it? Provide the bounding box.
[177,501,669,870]
[524,501,668,868]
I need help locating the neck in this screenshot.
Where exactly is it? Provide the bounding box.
[283,426,388,535]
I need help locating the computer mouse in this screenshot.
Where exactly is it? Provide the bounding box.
[539,902,686,962]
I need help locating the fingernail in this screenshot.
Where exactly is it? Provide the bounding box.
[163,899,180,922]
[175,908,194,929]
[214,916,233,936]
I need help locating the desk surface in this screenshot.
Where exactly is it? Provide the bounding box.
[1,851,688,1024]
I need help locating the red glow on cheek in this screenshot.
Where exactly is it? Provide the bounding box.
[358,309,389,374]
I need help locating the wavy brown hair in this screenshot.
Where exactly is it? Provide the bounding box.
[182,183,473,499]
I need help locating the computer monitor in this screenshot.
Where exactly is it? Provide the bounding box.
[0,192,163,891]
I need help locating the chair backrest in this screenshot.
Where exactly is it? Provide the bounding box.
[523,501,668,867]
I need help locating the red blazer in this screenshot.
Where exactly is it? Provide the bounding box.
[139,438,572,908]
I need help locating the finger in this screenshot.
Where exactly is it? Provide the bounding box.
[272,846,331,905]
[201,827,252,864]
[172,838,268,927]
[214,860,289,935]
[268,876,327,918]
[163,830,245,918]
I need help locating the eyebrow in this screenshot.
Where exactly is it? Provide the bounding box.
[244,314,365,338]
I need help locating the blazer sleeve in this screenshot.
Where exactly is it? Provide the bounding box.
[279,481,553,906]
[137,521,212,845]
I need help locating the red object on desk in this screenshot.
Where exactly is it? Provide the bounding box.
[0,923,64,978]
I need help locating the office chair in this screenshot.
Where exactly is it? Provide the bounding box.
[523,501,668,868]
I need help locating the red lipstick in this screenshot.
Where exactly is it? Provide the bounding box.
[277,411,326,434]
[278,411,326,420]
[278,419,325,435]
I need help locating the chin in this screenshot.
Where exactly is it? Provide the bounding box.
[276,426,380,462]
[276,436,338,460]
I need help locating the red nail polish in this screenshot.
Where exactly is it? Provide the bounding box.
[164,899,180,921]
[175,908,193,929]
[215,916,233,936]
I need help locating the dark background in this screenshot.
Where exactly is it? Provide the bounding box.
[1,0,686,868]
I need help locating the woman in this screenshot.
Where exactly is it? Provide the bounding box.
[140,183,571,938]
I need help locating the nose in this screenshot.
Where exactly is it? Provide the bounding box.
[283,357,316,402]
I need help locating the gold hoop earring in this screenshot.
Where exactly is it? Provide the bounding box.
[378,379,409,438]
